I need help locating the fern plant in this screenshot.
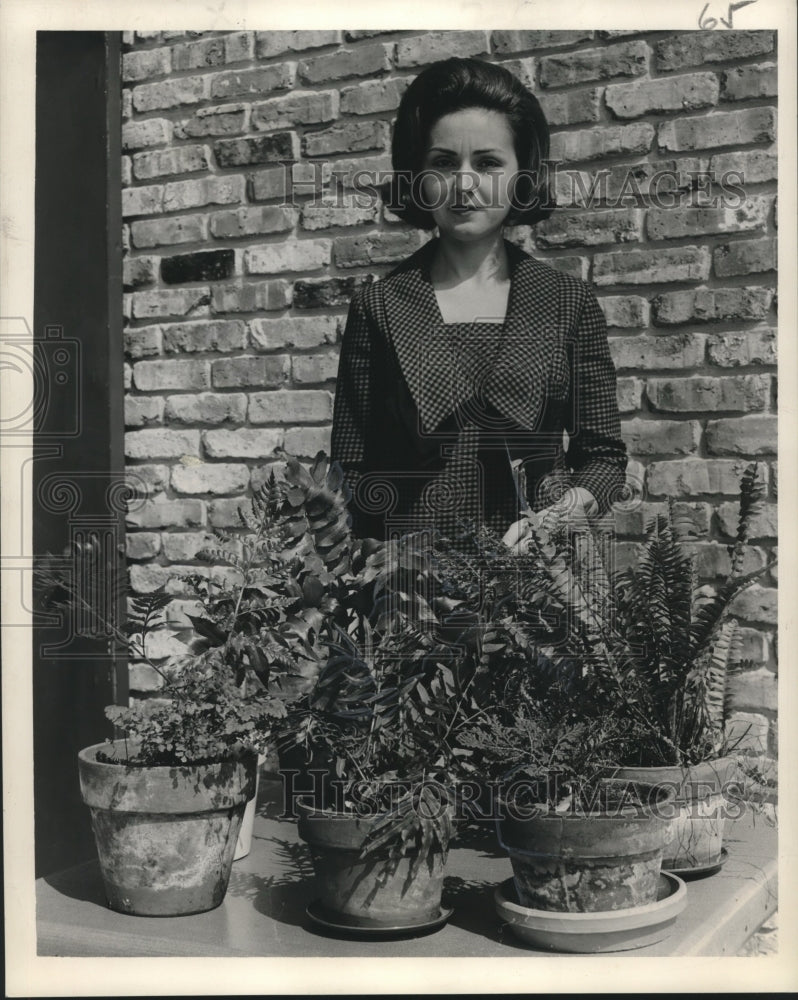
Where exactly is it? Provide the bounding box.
[457,701,640,812]
[176,463,327,704]
[468,463,773,767]
[427,463,775,770]
[37,562,288,765]
[604,462,774,765]
[34,451,370,766]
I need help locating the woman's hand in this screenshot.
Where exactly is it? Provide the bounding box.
[502,487,599,553]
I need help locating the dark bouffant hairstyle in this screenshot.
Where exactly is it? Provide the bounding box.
[384,57,554,229]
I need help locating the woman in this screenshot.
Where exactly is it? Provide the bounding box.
[330,57,627,551]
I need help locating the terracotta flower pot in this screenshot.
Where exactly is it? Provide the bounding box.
[296,796,447,930]
[497,779,676,913]
[612,757,738,872]
[78,741,256,916]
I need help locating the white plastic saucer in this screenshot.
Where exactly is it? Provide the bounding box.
[495,872,687,953]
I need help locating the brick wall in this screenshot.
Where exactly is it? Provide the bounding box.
[120,28,777,752]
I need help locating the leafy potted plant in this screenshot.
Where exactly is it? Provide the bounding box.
[77,647,265,916]
[280,518,472,935]
[217,452,513,934]
[171,458,347,859]
[36,460,341,915]
[415,533,683,950]
[435,615,682,953]
[465,462,777,875]
[462,698,681,926]
[62,590,275,917]
[602,463,777,873]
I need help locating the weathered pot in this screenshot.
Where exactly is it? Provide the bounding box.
[78,741,256,916]
[612,757,737,872]
[497,779,675,913]
[296,796,446,929]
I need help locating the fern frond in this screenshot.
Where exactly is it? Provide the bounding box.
[689,562,771,667]
[703,618,738,730]
[731,461,767,575]
[126,590,172,638]
[722,653,756,729]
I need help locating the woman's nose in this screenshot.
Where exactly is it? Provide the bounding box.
[453,168,477,198]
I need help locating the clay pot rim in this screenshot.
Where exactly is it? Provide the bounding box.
[611,755,737,779]
[295,796,455,856]
[497,773,677,817]
[295,795,394,829]
[609,757,739,802]
[79,741,257,811]
[78,740,256,772]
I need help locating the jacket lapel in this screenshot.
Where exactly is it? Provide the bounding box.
[484,241,562,434]
[381,238,460,435]
[382,236,563,436]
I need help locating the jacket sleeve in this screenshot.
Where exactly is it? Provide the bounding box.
[565,287,628,515]
[330,287,372,521]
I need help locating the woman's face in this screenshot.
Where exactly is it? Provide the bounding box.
[419,107,519,242]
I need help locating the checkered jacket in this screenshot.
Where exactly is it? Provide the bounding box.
[330,236,628,541]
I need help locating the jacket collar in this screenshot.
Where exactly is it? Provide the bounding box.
[381,236,562,434]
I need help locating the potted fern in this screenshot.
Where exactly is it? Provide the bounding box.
[486,462,777,874]
[138,449,470,934]
[455,686,683,952]
[601,463,776,873]
[429,526,677,914]
[290,618,461,935]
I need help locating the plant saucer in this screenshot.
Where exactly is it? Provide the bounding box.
[495,873,687,953]
[305,900,453,939]
[663,846,728,879]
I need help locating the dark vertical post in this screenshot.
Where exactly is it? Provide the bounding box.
[105,33,128,716]
[33,31,126,877]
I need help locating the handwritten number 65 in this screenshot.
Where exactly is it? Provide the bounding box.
[699,1,757,29]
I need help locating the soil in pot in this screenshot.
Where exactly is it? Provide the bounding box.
[78,741,256,916]
[296,796,447,931]
[496,778,676,913]
[612,758,738,872]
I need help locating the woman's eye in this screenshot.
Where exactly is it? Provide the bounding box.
[425,156,502,170]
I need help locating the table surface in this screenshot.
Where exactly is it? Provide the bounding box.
[37,778,778,958]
